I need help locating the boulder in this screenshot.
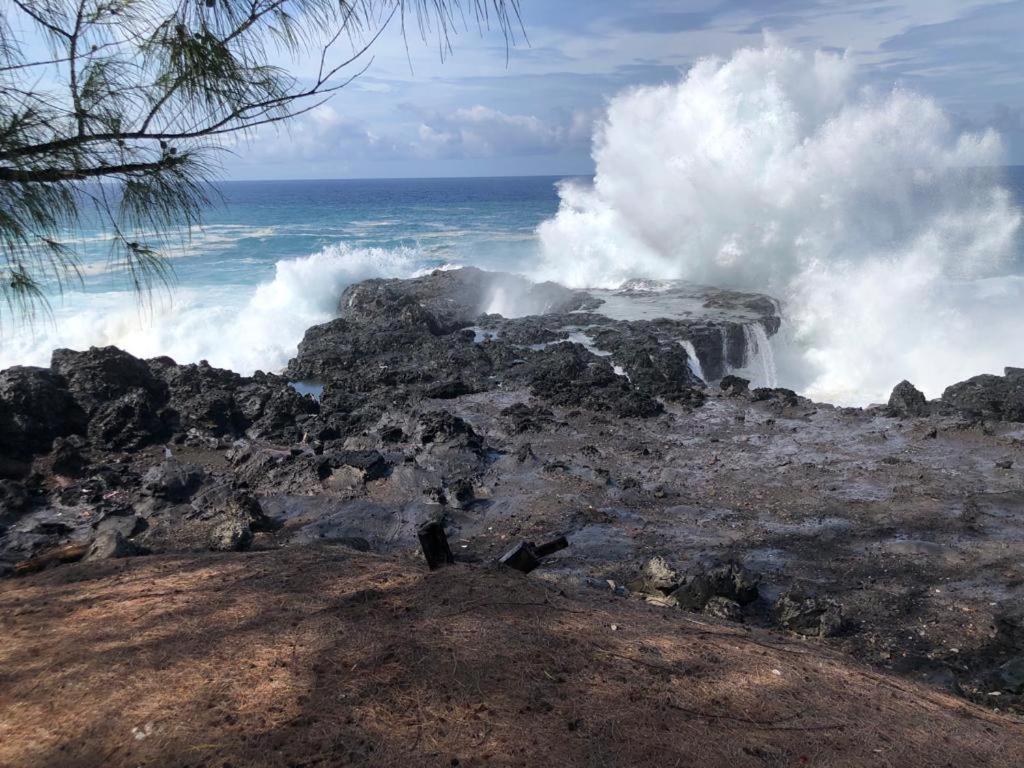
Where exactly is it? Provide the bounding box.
[887,380,929,417]
[941,373,1024,422]
[150,359,246,436]
[51,346,165,415]
[671,563,759,610]
[702,596,744,622]
[208,516,253,552]
[640,556,681,595]
[84,530,140,562]
[0,366,85,458]
[51,435,89,477]
[143,459,205,502]
[750,387,800,407]
[993,656,1024,695]
[87,388,168,449]
[720,375,750,397]
[774,590,843,637]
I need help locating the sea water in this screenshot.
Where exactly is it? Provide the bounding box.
[4,45,1024,405]
[0,177,569,376]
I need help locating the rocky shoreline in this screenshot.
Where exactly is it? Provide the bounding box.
[4,266,1024,711]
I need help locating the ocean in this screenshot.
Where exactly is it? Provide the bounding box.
[0,176,574,377]
[3,167,1024,406]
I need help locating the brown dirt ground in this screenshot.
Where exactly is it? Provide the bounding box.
[1,545,1022,768]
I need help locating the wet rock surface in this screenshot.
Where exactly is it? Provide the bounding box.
[3,267,1024,712]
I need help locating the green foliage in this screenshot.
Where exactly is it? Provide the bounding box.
[0,0,520,319]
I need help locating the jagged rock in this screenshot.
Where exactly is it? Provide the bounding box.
[500,402,556,434]
[208,516,253,552]
[942,373,1024,422]
[445,477,475,509]
[89,388,168,449]
[994,601,1024,648]
[702,596,744,622]
[887,380,929,417]
[640,556,681,594]
[588,328,705,400]
[0,366,85,458]
[525,343,662,418]
[51,435,88,477]
[417,411,482,450]
[243,379,319,442]
[720,375,750,397]
[671,563,760,610]
[993,656,1024,695]
[321,450,389,490]
[774,590,843,637]
[94,511,146,539]
[84,530,140,561]
[51,346,166,415]
[750,388,800,407]
[151,359,246,436]
[143,459,205,502]
[189,484,276,531]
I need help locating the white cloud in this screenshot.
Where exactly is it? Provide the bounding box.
[414,105,593,158]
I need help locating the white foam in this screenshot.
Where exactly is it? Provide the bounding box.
[537,42,1024,404]
[739,324,779,389]
[0,243,420,374]
[678,339,706,382]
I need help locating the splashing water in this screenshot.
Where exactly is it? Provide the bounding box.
[678,339,706,382]
[0,243,421,374]
[741,324,779,389]
[537,43,1024,404]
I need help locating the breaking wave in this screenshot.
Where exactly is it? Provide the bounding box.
[537,43,1024,404]
[0,243,422,375]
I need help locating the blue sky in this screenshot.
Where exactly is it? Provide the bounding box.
[13,1,1024,178]
[225,0,1024,179]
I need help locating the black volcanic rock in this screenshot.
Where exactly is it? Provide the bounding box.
[51,346,166,415]
[149,358,247,436]
[0,366,85,458]
[523,343,663,418]
[942,372,1024,422]
[50,347,171,449]
[339,266,589,333]
[887,380,929,417]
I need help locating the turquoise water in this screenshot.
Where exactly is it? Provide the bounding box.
[2,177,573,373]
[79,177,570,294]
[4,170,1024,403]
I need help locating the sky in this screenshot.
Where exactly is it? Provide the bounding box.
[11,1,1024,179]
[221,0,1024,179]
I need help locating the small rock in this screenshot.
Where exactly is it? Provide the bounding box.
[84,530,140,561]
[208,516,253,552]
[641,556,680,594]
[774,590,843,637]
[996,459,1014,470]
[702,596,744,622]
[719,375,750,397]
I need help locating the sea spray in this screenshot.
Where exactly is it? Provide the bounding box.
[679,339,706,382]
[741,324,779,389]
[0,243,422,374]
[537,43,1023,404]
